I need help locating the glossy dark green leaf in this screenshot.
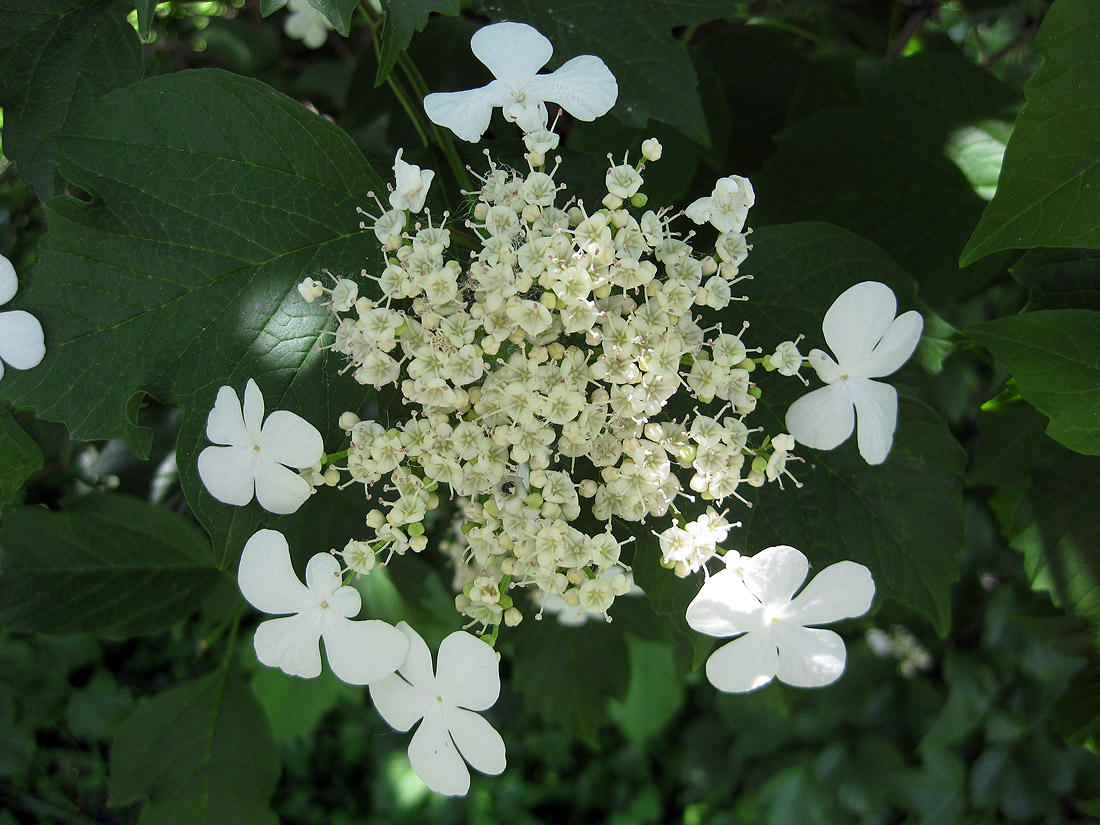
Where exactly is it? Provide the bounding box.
[0,0,143,199]
[753,53,1019,306]
[376,0,461,85]
[736,223,964,634]
[968,309,1100,456]
[0,69,384,566]
[961,0,1100,264]
[0,411,42,512]
[476,0,738,144]
[0,494,225,635]
[108,668,280,825]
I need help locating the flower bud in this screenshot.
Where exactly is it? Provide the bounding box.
[641,138,663,161]
[323,467,341,486]
[504,607,523,626]
[339,411,360,430]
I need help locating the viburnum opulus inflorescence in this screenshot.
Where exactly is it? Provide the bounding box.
[195,19,926,797]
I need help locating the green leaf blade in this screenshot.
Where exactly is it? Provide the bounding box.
[968,309,1100,456]
[961,0,1100,264]
[376,0,461,85]
[108,668,280,825]
[0,493,225,635]
[0,411,42,512]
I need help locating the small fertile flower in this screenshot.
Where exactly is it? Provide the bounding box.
[283,0,333,49]
[0,253,45,381]
[423,21,618,141]
[238,529,409,683]
[785,281,923,465]
[686,545,874,692]
[685,175,755,234]
[370,623,506,796]
[390,149,435,213]
[197,378,324,513]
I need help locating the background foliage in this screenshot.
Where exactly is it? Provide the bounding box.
[2,0,1100,822]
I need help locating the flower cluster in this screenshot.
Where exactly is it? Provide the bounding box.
[192,19,928,797]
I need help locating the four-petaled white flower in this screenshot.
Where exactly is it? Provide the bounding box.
[785,281,923,465]
[238,529,409,683]
[423,21,618,142]
[686,545,874,693]
[0,253,45,382]
[684,175,755,234]
[370,622,506,796]
[390,149,435,213]
[283,0,333,49]
[197,378,324,514]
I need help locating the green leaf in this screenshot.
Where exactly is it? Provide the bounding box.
[973,407,1100,642]
[607,634,683,744]
[968,309,1100,456]
[250,665,357,742]
[134,0,155,37]
[108,667,280,825]
[753,53,1019,306]
[0,0,143,199]
[0,69,385,564]
[0,411,42,512]
[0,494,225,635]
[1010,247,1100,311]
[961,0,1100,265]
[476,0,737,145]
[376,0,460,85]
[1052,661,1100,747]
[507,617,629,746]
[737,223,964,633]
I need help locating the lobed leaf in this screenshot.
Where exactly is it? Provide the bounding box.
[0,0,143,199]
[108,667,280,825]
[1010,247,1100,311]
[0,493,226,636]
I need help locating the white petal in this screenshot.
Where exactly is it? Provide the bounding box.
[253,457,313,514]
[423,85,503,143]
[253,613,323,678]
[822,281,897,372]
[409,706,471,796]
[394,621,437,690]
[322,617,410,685]
[197,444,257,507]
[785,382,854,452]
[788,561,875,626]
[805,348,842,384]
[0,254,16,305]
[258,410,324,468]
[327,586,362,619]
[527,54,618,121]
[863,310,923,378]
[370,673,433,732]
[705,627,779,693]
[685,567,764,637]
[436,631,499,712]
[471,21,552,82]
[242,378,265,441]
[848,377,898,465]
[742,545,808,607]
[205,385,250,446]
[237,528,313,614]
[683,197,712,225]
[775,625,847,687]
[304,552,345,598]
[445,705,506,776]
[0,310,44,369]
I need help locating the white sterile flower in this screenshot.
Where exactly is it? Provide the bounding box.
[0,253,45,381]
[423,21,618,141]
[685,175,755,234]
[390,149,435,213]
[785,281,923,465]
[238,529,409,683]
[370,623,506,796]
[686,545,874,692]
[197,378,324,514]
[283,0,333,49]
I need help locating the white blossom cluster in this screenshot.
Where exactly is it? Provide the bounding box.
[301,140,806,631]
